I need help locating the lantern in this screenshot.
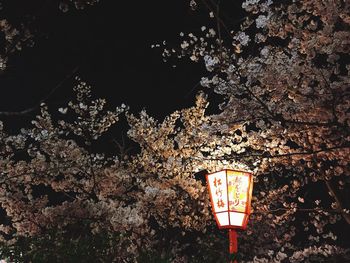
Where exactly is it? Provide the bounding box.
[206,169,253,262]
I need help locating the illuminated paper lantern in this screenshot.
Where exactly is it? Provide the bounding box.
[206,169,253,229]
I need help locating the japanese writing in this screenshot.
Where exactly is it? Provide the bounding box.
[214,177,222,187]
[228,174,248,212]
[212,176,225,210]
[217,199,225,208]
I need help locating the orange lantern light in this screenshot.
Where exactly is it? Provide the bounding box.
[206,169,253,262]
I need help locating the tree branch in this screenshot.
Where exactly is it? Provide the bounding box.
[325,180,350,224]
[200,0,233,37]
[192,144,350,161]
[253,207,341,214]
[0,66,79,117]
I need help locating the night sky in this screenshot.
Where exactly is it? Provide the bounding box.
[0,0,223,126]
[0,0,244,157]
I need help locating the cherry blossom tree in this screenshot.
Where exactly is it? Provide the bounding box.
[0,80,244,261]
[0,81,132,261]
[0,0,350,262]
[158,0,350,261]
[0,82,349,262]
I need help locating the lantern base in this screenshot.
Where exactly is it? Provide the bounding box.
[229,229,238,263]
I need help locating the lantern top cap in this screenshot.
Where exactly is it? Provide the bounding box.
[207,169,253,175]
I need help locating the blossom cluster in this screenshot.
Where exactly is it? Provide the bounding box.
[0,18,33,72]
[59,0,100,12]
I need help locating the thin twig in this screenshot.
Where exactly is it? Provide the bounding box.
[200,0,232,37]
[0,66,79,117]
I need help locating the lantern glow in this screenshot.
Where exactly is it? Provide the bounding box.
[206,169,253,229]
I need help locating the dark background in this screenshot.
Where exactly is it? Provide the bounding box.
[0,0,218,125]
[0,0,245,171]
[0,0,246,128]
